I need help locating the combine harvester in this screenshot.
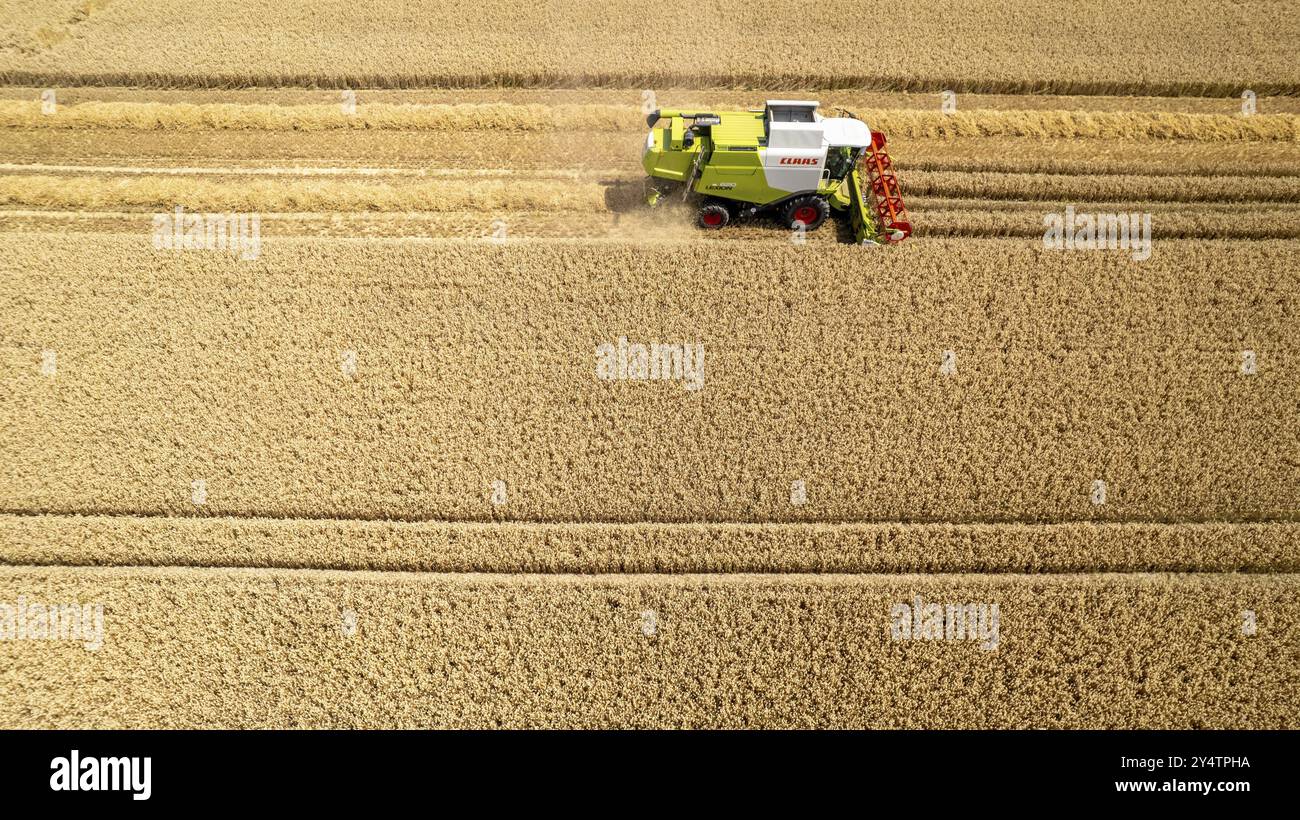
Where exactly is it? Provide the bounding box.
[642,100,911,244]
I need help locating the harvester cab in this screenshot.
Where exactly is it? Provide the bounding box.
[642,100,911,244]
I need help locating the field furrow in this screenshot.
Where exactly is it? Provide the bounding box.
[3,515,1297,573]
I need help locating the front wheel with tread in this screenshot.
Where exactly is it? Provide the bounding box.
[781,195,830,231]
[697,202,730,229]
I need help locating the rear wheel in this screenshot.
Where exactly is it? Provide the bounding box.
[781,195,830,231]
[697,202,730,229]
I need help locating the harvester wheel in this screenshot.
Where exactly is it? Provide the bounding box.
[697,202,730,229]
[781,195,830,231]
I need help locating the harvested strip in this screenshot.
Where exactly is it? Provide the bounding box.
[2,514,1297,573]
[3,170,1295,214]
[0,173,613,211]
[4,130,1296,185]
[0,162,619,178]
[3,235,1297,523]
[0,128,638,171]
[2,100,1297,142]
[0,567,1294,728]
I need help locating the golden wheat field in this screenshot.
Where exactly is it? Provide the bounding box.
[2,1,1299,95]
[0,0,1298,732]
[3,568,1297,729]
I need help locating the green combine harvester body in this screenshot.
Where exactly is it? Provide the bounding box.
[642,100,910,243]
